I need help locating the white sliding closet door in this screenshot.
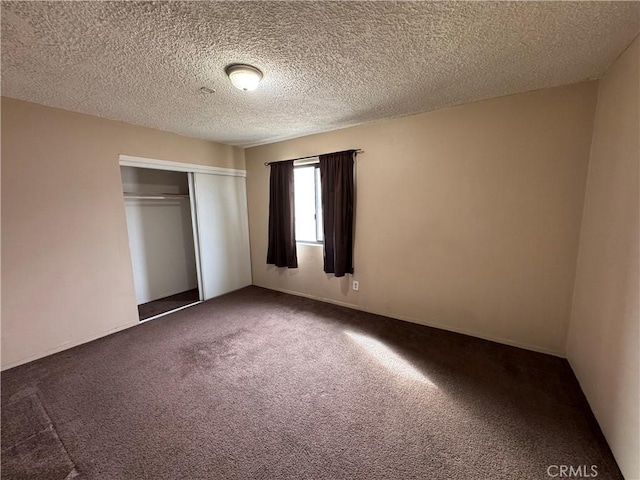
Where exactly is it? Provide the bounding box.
[192,173,252,300]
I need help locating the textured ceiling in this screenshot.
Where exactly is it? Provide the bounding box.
[2,1,638,147]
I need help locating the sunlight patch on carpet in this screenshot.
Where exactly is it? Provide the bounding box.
[345,331,436,387]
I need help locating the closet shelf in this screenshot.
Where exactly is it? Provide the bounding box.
[124,192,190,200]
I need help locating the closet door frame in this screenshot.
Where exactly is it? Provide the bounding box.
[119,154,248,306]
[187,173,205,301]
[119,155,246,177]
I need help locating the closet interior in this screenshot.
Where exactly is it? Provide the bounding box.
[121,166,200,321]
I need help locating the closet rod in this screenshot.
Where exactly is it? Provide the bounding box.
[264,149,363,166]
[123,193,190,200]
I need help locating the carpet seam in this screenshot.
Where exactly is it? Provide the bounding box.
[0,424,54,453]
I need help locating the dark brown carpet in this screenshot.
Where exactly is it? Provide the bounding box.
[1,286,622,479]
[137,288,199,320]
[1,395,78,480]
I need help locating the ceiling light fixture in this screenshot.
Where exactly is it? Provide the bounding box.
[225,64,263,91]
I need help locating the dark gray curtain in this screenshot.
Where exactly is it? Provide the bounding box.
[320,151,354,277]
[267,160,298,268]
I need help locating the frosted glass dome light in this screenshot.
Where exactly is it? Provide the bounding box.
[225,64,263,91]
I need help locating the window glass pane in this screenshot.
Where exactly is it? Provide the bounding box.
[294,167,317,242]
[315,167,323,242]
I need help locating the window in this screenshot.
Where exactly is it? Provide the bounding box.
[294,163,323,243]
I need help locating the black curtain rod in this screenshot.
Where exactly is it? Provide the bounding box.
[264,149,364,166]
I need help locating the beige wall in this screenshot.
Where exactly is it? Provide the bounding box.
[567,38,639,480]
[246,82,598,356]
[1,97,245,369]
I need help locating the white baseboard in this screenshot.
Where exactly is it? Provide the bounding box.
[1,321,137,371]
[259,285,566,358]
[2,285,565,371]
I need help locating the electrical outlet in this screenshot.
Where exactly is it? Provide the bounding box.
[352,280,359,291]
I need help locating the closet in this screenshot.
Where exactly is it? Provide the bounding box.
[120,158,251,321]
